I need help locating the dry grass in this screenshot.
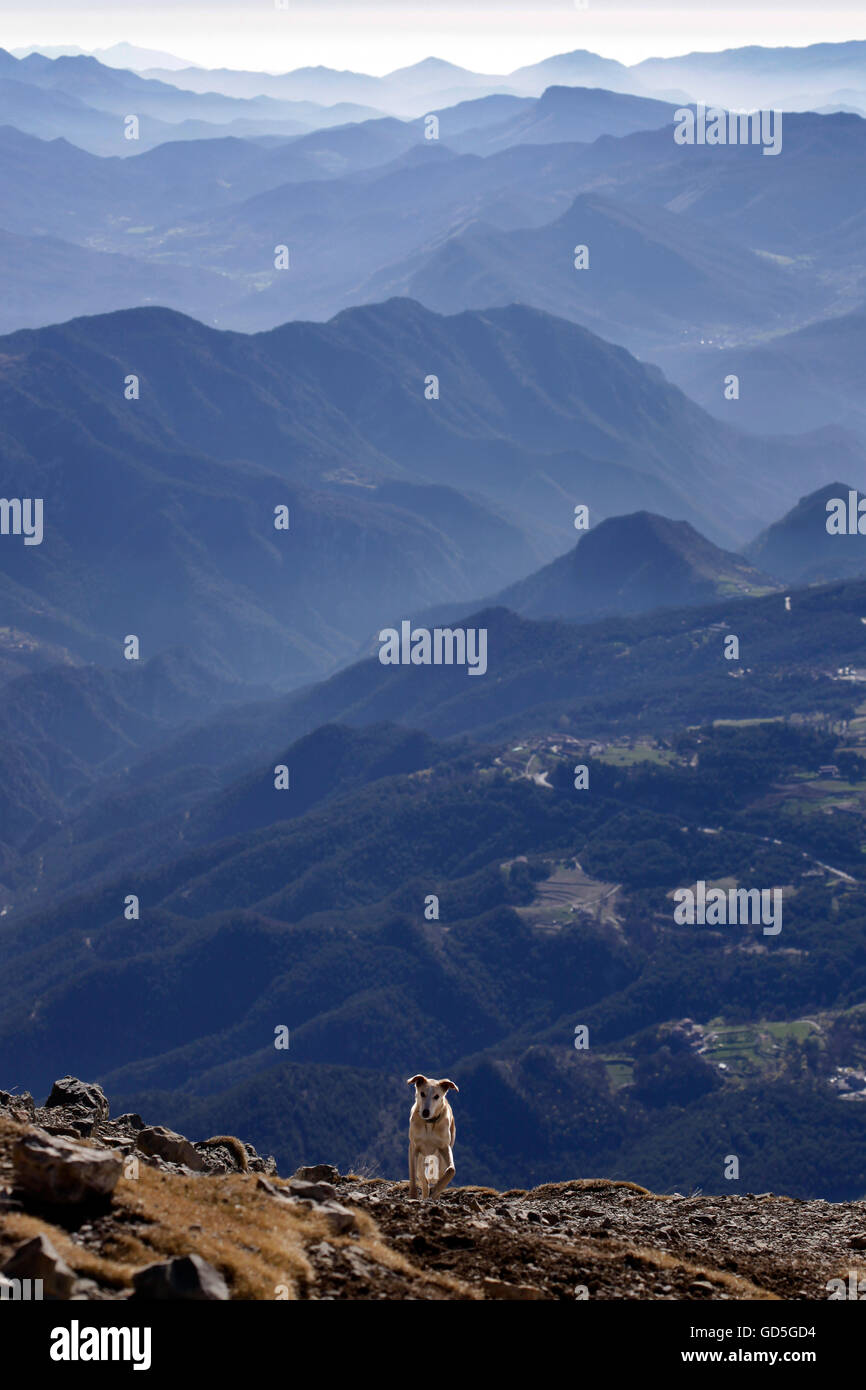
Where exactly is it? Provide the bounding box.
[0,1118,475,1300]
[613,1242,780,1300]
[528,1178,652,1199]
[1,1169,325,1298]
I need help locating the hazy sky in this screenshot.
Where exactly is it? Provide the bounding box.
[3,2,866,73]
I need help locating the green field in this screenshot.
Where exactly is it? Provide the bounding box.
[596,744,676,767]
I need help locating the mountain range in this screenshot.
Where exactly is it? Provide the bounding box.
[2,570,866,1193]
[3,33,866,1206]
[479,512,782,623]
[0,91,862,353]
[0,46,387,154]
[6,39,866,155]
[133,40,866,115]
[2,297,860,690]
[5,478,865,860]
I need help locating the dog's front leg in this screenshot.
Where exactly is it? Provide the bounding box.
[408,1141,419,1199]
[429,1145,455,1198]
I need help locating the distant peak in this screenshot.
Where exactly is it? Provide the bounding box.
[395,56,463,72]
[386,55,475,80]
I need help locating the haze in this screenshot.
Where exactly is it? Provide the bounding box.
[6,1,866,73]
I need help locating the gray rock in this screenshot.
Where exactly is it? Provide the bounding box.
[294,1164,340,1184]
[1,1233,77,1299]
[13,1128,122,1204]
[256,1177,289,1201]
[264,1180,357,1234]
[135,1126,204,1172]
[285,1177,337,1203]
[131,1254,229,1301]
[45,1077,109,1121]
[321,1201,357,1235]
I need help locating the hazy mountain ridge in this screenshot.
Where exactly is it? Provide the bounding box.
[2,296,845,693]
[0,88,861,345]
[126,39,866,114]
[668,312,866,441]
[0,46,387,152]
[744,481,866,582]
[488,512,783,621]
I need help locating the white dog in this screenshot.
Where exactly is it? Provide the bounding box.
[407,1074,459,1199]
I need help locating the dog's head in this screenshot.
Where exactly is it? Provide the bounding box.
[407,1074,458,1121]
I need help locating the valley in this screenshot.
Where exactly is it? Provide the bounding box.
[1,32,866,1312]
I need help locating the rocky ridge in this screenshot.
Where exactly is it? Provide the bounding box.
[1,1080,864,1301]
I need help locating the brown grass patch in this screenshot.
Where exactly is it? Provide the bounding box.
[0,1119,475,1300]
[0,1168,326,1298]
[528,1178,652,1199]
[618,1242,780,1300]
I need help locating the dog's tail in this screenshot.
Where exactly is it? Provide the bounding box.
[198,1135,250,1172]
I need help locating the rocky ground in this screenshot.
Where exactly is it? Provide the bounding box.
[1,1079,864,1301]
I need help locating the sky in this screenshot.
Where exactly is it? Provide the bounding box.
[2,1,866,73]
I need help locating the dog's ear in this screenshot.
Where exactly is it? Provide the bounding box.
[438,1078,459,1093]
[407,1075,426,1087]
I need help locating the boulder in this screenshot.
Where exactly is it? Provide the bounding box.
[13,1129,122,1204]
[1,1233,77,1299]
[131,1254,229,1301]
[256,1177,289,1201]
[134,1126,204,1172]
[294,1164,340,1184]
[45,1077,109,1121]
[320,1201,357,1235]
[256,1178,357,1233]
[285,1177,337,1203]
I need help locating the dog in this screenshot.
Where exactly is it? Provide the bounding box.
[407,1074,459,1199]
